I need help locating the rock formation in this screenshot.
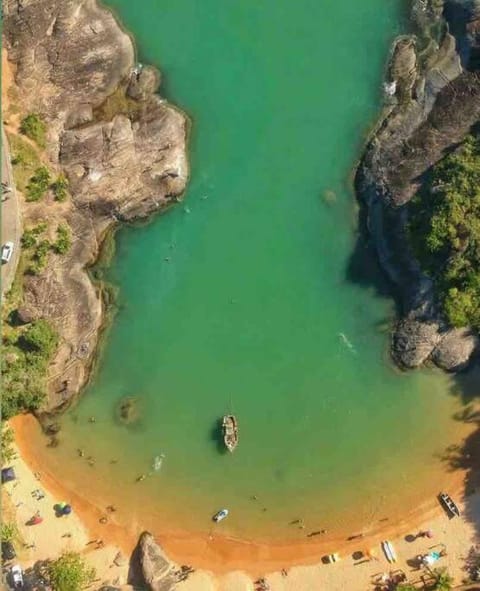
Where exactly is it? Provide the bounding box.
[137,532,178,591]
[3,0,189,412]
[356,0,480,371]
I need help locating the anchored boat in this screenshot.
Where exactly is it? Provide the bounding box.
[439,492,460,517]
[222,415,238,452]
[212,509,229,522]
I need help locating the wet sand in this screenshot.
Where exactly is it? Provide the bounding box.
[10,413,479,589]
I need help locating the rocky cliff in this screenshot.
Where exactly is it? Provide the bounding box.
[3,0,189,412]
[356,0,480,371]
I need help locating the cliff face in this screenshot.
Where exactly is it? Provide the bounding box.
[3,0,189,412]
[356,0,480,371]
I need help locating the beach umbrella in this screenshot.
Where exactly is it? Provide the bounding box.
[62,504,72,515]
[425,529,433,538]
[31,515,43,525]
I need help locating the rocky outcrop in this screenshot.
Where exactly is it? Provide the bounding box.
[356,0,480,370]
[137,532,177,591]
[3,0,188,412]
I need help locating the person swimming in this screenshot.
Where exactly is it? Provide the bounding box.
[338,332,357,354]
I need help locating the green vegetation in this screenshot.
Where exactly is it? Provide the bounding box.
[21,222,48,249]
[53,224,72,255]
[1,426,16,464]
[52,173,69,202]
[1,522,18,543]
[25,166,51,202]
[21,222,71,275]
[431,568,453,591]
[8,132,42,192]
[28,239,51,275]
[2,319,58,419]
[48,552,96,591]
[408,134,480,330]
[20,113,47,148]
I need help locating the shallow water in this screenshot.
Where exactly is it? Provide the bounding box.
[43,0,467,543]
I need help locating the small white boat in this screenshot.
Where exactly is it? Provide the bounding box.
[212,509,229,522]
[382,540,397,563]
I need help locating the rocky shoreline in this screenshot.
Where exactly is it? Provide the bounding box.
[3,0,189,414]
[355,0,480,371]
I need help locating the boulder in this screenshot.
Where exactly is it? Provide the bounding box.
[16,305,37,324]
[431,328,479,371]
[127,66,160,101]
[138,532,177,591]
[392,317,443,369]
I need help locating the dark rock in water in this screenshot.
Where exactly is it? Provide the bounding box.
[137,532,177,591]
[392,317,443,369]
[116,396,141,425]
[45,422,61,435]
[431,328,479,371]
[47,436,60,448]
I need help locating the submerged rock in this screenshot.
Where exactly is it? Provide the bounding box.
[116,396,141,425]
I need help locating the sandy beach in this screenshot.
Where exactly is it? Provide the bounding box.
[5,414,479,590]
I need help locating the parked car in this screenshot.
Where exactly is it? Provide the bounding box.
[1,241,14,264]
[11,565,23,589]
[1,541,16,561]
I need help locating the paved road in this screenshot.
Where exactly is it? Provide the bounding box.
[1,127,21,295]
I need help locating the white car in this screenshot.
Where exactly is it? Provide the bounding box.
[11,564,23,589]
[1,241,14,264]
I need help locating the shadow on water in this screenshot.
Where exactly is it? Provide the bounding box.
[344,199,400,309]
[210,419,227,455]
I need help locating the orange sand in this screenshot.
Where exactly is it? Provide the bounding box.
[11,413,474,577]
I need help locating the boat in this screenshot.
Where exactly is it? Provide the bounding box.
[212,509,229,522]
[439,492,460,517]
[381,540,397,563]
[222,415,238,452]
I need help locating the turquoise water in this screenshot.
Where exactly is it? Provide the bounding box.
[44,0,466,544]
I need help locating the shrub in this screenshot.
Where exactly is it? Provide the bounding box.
[21,222,48,249]
[20,319,58,357]
[0,522,18,543]
[20,113,46,148]
[53,225,72,255]
[48,552,95,591]
[26,166,51,202]
[27,239,51,275]
[52,174,69,202]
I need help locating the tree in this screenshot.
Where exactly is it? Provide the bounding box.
[20,319,58,358]
[48,552,95,591]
